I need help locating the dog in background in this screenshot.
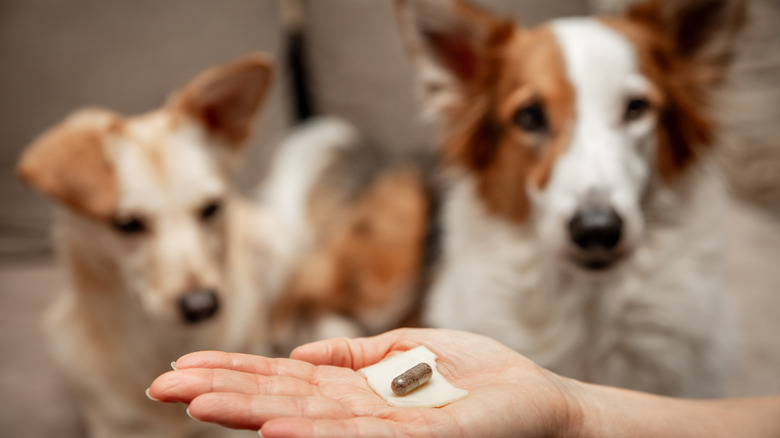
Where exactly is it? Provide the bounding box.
[16,54,277,437]
[264,118,436,356]
[397,0,745,397]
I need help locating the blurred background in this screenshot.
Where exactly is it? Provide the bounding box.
[1,0,778,436]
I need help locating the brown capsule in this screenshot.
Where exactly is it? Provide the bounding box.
[391,362,433,396]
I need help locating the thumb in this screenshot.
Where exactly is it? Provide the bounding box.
[289,328,424,370]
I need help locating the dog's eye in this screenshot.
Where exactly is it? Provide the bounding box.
[513,104,548,133]
[625,98,650,122]
[199,201,222,221]
[112,216,147,235]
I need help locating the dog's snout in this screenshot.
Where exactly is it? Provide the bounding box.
[178,289,220,324]
[568,207,623,251]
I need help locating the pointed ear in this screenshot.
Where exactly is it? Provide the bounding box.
[16,109,121,220]
[171,53,274,150]
[625,0,746,179]
[628,0,746,85]
[396,0,514,113]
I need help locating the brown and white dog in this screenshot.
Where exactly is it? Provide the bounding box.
[16,54,278,437]
[397,0,746,397]
[264,118,436,356]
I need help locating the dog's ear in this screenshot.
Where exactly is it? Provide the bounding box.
[16,109,121,220]
[396,0,514,116]
[628,0,746,85]
[626,0,746,179]
[172,53,274,151]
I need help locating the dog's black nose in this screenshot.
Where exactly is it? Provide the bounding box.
[178,289,220,324]
[568,207,623,251]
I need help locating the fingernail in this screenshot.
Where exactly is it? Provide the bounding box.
[145,388,161,402]
[171,361,178,370]
[257,430,264,437]
[186,407,198,422]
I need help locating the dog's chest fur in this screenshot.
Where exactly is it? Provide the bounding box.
[426,165,733,396]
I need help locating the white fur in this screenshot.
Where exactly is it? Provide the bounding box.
[533,19,654,262]
[425,19,734,397]
[257,117,361,300]
[260,117,358,242]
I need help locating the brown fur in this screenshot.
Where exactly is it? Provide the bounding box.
[398,0,578,224]
[474,26,576,222]
[17,109,121,220]
[605,0,747,180]
[272,164,431,353]
[171,54,274,148]
[593,0,780,217]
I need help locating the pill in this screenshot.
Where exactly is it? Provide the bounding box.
[391,362,433,396]
[360,345,468,407]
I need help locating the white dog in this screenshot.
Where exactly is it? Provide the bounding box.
[398,0,745,396]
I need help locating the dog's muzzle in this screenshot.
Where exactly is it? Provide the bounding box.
[567,205,623,270]
[178,289,220,324]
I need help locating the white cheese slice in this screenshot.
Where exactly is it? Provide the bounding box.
[359,345,468,408]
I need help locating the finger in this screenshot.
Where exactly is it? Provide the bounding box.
[290,328,427,369]
[186,392,353,430]
[173,351,316,381]
[261,417,401,438]
[148,368,315,403]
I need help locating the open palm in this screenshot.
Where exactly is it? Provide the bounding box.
[148,328,573,438]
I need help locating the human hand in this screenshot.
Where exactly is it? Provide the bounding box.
[148,328,578,437]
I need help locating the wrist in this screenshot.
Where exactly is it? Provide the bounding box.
[557,381,719,437]
[550,374,589,438]
[508,365,589,438]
